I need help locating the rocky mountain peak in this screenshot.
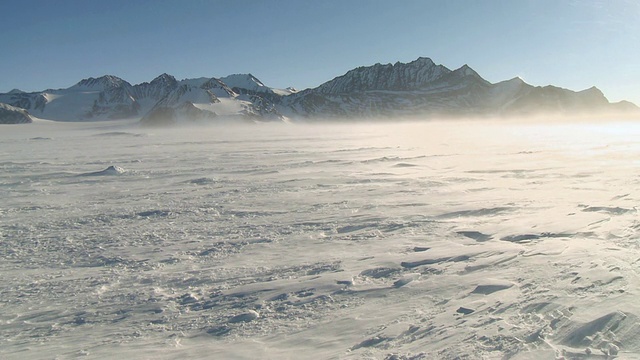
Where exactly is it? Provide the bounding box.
[200,78,236,97]
[150,73,178,86]
[73,75,130,90]
[440,64,489,85]
[219,73,270,94]
[1,56,636,123]
[507,76,526,84]
[314,57,452,94]
[405,56,436,67]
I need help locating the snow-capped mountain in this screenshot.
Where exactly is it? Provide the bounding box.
[280,58,636,119]
[0,75,140,121]
[315,57,452,94]
[278,60,491,118]
[0,57,636,123]
[220,74,271,94]
[70,74,130,91]
[132,73,179,102]
[140,76,286,126]
[0,102,33,124]
[220,74,297,96]
[0,74,286,124]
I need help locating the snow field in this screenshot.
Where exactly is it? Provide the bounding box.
[1,119,640,359]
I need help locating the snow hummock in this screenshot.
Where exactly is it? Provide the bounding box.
[79,165,126,176]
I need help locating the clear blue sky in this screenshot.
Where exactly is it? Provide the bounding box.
[1,0,639,104]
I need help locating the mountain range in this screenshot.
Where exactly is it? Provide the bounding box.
[1,57,637,125]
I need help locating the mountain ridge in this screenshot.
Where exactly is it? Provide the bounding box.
[0,57,637,124]
[280,58,635,119]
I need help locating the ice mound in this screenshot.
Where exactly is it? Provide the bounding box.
[93,131,145,137]
[228,310,260,323]
[29,137,52,141]
[188,177,216,185]
[79,165,126,176]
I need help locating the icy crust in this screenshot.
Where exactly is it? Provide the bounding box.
[2,121,640,359]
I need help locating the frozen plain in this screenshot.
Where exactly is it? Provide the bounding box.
[2,118,640,359]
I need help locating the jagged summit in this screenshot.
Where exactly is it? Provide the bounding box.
[457,64,477,76]
[222,73,265,87]
[403,56,437,67]
[503,77,526,84]
[577,86,608,104]
[280,57,635,119]
[200,77,236,97]
[219,73,269,93]
[314,58,451,94]
[150,73,178,85]
[581,86,604,94]
[434,64,489,86]
[72,75,131,90]
[131,73,179,103]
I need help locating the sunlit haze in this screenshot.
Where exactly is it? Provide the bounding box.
[1,0,638,105]
[3,2,640,359]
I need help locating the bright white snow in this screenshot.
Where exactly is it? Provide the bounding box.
[1,118,640,359]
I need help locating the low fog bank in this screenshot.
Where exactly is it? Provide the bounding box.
[137,106,640,129]
[6,112,639,145]
[128,112,640,144]
[285,108,640,124]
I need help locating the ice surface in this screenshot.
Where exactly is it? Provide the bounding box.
[2,119,640,359]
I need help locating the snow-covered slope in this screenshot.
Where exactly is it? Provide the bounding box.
[132,74,179,102]
[220,74,297,96]
[0,102,33,124]
[0,75,140,121]
[219,74,270,94]
[140,76,285,126]
[0,73,286,124]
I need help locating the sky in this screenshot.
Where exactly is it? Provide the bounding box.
[1,0,639,105]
